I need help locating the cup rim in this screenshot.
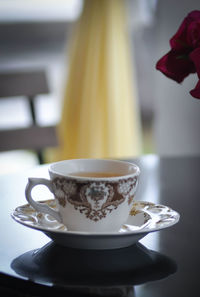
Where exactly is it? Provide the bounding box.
[49,158,140,181]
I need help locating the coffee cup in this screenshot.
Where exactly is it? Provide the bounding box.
[25,159,140,232]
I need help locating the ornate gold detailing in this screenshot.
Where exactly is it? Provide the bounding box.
[12,200,180,234]
[52,177,138,221]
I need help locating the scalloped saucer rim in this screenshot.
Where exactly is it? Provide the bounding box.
[11,200,180,236]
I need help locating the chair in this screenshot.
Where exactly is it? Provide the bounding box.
[0,70,58,164]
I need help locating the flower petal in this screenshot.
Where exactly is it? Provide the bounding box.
[170,18,190,51]
[170,11,200,50]
[187,20,200,48]
[189,47,200,78]
[188,10,200,21]
[190,79,200,99]
[156,50,196,83]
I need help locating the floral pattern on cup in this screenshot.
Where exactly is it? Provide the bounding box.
[52,176,138,222]
[52,179,77,207]
[117,177,138,205]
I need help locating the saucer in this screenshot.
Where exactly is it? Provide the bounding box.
[11,200,180,250]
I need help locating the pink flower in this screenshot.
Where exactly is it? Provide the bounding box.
[156,10,200,99]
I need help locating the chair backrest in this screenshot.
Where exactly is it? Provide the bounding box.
[0,126,57,151]
[0,70,49,98]
[0,69,58,164]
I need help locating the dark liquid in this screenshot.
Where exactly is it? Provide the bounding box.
[69,171,123,178]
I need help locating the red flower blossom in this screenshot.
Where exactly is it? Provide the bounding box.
[156,50,195,83]
[190,48,200,98]
[156,10,200,99]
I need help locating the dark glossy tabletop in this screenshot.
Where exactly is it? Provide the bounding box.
[0,155,199,297]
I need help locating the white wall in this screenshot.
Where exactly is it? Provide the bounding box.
[0,0,82,22]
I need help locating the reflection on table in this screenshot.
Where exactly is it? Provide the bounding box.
[11,242,176,297]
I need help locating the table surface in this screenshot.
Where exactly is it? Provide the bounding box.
[0,155,199,297]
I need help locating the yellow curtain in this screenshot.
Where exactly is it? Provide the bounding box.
[53,0,142,161]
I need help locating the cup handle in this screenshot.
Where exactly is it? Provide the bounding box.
[25,177,62,223]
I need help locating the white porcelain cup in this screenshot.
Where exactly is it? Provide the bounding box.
[25,159,140,233]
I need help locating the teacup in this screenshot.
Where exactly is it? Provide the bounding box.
[25,159,140,232]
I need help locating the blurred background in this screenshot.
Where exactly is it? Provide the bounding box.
[0,0,200,175]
